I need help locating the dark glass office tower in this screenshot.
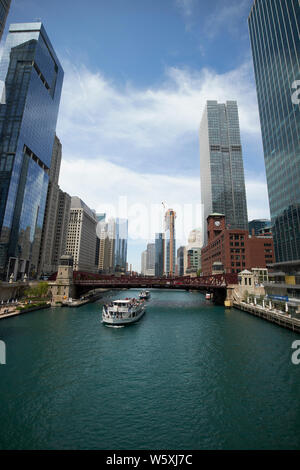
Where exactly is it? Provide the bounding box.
[155,232,164,277]
[114,218,128,272]
[0,1,11,42]
[199,101,248,245]
[248,0,300,262]
[0,23,64,279]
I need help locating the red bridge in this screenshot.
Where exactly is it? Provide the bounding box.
[72,272,238,290]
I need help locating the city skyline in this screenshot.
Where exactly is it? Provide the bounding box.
[0,0,271,272]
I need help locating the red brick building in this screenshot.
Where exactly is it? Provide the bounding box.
[201,214,275,275]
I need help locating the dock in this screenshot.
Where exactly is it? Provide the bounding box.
[233,301,300,334]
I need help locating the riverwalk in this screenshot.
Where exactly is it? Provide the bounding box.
[233,301,300,333]
[0,303,50,320]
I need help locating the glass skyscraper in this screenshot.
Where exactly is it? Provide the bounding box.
[0,0,11,42]
[114,218,128,272]
[248,0,300,262]
[164,209,176,276]
[0,23,64,279]
[155,232,164,277]
[199,100,248,245]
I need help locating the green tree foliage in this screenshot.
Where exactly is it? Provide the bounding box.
[25,282,49,299]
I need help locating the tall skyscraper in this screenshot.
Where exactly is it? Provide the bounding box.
[97,218,115,273]
[177,246,185,277]
[96,217,127,273]
[164,209,176,276]
[248,0,300,262]
[38,135,62,276]
[65,197,98,272]
[155,232,164,277]
[0,1,11,42]
[0,22,64,279]
[199,100,248,245]
[51,189,71,271]
[145,242,155,276]
[114,218,128,272]
[141,250,147,276]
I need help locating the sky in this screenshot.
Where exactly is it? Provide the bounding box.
[3,0,270,271]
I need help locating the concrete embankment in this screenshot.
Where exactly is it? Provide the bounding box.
[58,288,111,308]
[233,301,300,334]
[0,304,50,320]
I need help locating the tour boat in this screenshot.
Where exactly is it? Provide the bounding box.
[205,293,211,300]
[102,298,146,326]
[139,290,150,300]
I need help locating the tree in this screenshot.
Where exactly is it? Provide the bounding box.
[25,282,49,299]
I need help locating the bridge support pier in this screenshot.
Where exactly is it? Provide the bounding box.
[224,285,235,308]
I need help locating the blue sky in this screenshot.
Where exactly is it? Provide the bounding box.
[4,0,270,271]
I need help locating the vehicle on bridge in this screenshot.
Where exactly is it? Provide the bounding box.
[102,298,146,326]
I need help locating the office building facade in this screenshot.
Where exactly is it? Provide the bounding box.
[0,1,11,42]
[145,242,155,276]
[177,246,185,277]
[0,22,64,279]
[141,250,147,276]
[201,214,275,275]
[38,135,62,276]
[114,218,128,272]
[249,219,271,237]
[248,0,300,262]
[200,100,248,245]
[51,189,71,271]
[164,209,176,276]
[155,232,164,277]
[65,197,98,272]
[97,218,115,273]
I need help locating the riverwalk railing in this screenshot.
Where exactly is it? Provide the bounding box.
[233,301,300,333]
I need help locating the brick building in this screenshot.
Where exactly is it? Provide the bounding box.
[201,214,274,275]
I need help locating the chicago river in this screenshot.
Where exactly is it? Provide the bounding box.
[0,289,299,450]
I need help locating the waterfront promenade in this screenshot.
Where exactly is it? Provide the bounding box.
[233,301,300,334]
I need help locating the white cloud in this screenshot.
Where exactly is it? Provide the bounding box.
[59,155,202,245]
[57,59,261,172]
[204,0,251,39]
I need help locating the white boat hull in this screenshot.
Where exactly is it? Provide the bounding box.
[102,306,146,326]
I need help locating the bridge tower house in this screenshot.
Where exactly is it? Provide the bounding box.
[49,255,75,305]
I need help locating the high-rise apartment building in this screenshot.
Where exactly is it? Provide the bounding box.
[248,0,300,262]
[200,100,248,245]
[164,209,176,276]
[0,22,64,279]
[0,1,11,42]
[65,197,98,272]
[155,232,164,277]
